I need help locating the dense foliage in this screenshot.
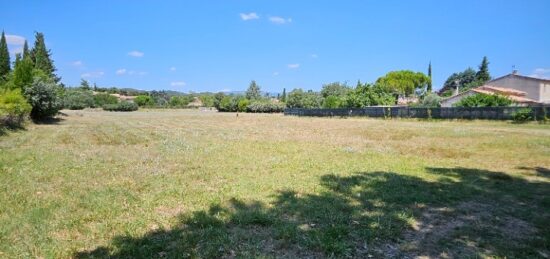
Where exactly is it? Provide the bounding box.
[439,57,492,96]
[63,89,94,110]
[345,83,395,107]
[102,101,138,112]
[24,77,63,120]
[93,93,119,107]
[134,95,155,107]
[0,89,31,127]
[246,100,286,113]
[454,93,512,107]
[0,32,10,81]
[375,70,430,96]
[512,108,534,123]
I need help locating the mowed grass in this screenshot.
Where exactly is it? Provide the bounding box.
[1,109,549,258]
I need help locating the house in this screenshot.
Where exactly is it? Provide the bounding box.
[440,72,550,107]
[486,72,550,104]
[440,85,539,107]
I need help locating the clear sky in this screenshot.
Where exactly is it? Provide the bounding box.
[3,1,550,93]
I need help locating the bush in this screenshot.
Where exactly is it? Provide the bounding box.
[454,93,512,107]
[63,89,95,110]
[512,108,533,123]
[102,101,138,112]
[24,77,63,120]
[418,93,442,108]
[237,99,250,112]
[0,89,32,127]
[246,101,286,113]
[134,95,155,107]
[93,93,119,107]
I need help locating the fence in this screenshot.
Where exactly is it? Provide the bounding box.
[284,106,550,120]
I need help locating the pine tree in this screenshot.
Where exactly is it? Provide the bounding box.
[22,40,30,59]
[31,32,59,82]
[245,80,261,100]
[80,79,90,90]
[0,31,11,80]
[427,62,432,92]
[282,88,287,102]
[476,56,491,83]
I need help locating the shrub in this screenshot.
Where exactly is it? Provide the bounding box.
[237,99,250,112]
[454,93,512,107]
[134,95,155,107]
[63,89,95,110]
[512,108,533,123]
[419,93,442,108]
[102,101,138,112]
[0,89,32,127]
[93,93,119,107]
[246,101,286,113]
[24,77,63,120]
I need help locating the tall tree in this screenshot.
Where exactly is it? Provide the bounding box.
[80,79,90,90]
[12,54,35,90]
[439,68,477,96]
[31,32,59,82]
[427,62,432,92]
[245,80,261,100]
[476,56,491,83]
[281,88,286,102]
[0,31,11,80]
[375,70,430,96]
[22,40,30,59]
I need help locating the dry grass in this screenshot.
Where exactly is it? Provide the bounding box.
[0,109,549,258]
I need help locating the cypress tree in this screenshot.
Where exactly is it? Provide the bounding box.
[0,31,11,80]
[12,54,34,90]
[22,40,30,60]
[427,62,432,92]
[282,88,286,102]
[31,32,59,82]
[476,56,491,83]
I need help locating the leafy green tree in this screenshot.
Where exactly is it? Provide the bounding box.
[30,32,59,82]
[320,82,351,98]
[439,68,477,96]
[24,76,62,120]
[345,83,395,107]
[218,96,234,112]
[245,80,261,100]
[0,31,10,81]
[427,62,432,92]
[375,70,430,96]
[476,56,491,83]
[286,89,323,108]
[454,93,512,107]
[214,92,226,109]
[199,95,215,107]
[323,95,343,108]
[281,88,286,102]
[134,95,155,107]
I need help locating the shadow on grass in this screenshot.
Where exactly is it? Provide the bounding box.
[31,116,64,125]
[75,168,549,258]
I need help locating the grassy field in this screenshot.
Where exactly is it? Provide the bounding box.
[1,109,549,258]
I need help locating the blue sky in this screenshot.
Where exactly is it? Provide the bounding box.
[3,1,550,93]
